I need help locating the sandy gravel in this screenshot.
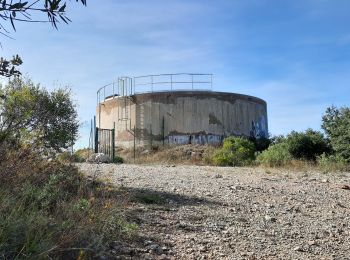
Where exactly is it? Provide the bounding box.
[77,163,350,260]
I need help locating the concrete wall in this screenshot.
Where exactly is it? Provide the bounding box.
[96,91,268,148]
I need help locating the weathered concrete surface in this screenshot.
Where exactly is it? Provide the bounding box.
[96,91,268,148]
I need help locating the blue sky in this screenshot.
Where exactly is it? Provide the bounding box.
[1,0,350,148]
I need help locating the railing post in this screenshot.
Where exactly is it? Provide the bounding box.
[151,75,154,92]
[112,122,115,161]
[211,74,213,90]
[170,74,173,90]
[191,74,194,90]
[131,78,133,95]
[162,116,165,146]
[133,125,136,163]
[92,116,95,153]
[112,82,115,99]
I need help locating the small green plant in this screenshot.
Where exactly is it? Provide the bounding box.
[57,150,90,163]
[134,193,165,204]
[74,148,93,162]
[74,198,90,212]
[113,155,124,164]
[257,142,293,167]
[212,136,256,166]
[102,213,139,241]
[317,153,349,172]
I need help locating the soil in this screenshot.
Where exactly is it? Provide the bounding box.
[77,163,350,260]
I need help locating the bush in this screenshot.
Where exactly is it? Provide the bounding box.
[0,149,137,259]
[285,129,330,161]
[57,149,96,163]
[270,135,286,145]
[249,137,271,152]
[257,142,293,167]
[212,136,256,166]
[113,155,124,164]
[322,106,350,162]
[317,153,349,172]
[74,148,93,162]
[0,77,79,158]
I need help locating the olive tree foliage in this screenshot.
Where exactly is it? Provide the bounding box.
[0,0,87,77]
[0,77,79,156]
[322,106,350,162]
[285,129,330,161]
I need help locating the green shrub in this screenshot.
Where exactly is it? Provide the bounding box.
[317,153,349,172]
[57,151,84,163]
[212,136,256,166]
[0,78,79,154]
[257,142,293,167]
[322,106,350,162]
[0,197,57,258]
[113,155,124,164]
[270,135,286,145]
[0,149,137,259]
[286,129,330,161]
[74,148,93,162]
[249,137,271,152]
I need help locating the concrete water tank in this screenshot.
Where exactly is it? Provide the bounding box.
[96,74,268,148]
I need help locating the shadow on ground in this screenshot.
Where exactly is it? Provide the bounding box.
[86,177,223,259]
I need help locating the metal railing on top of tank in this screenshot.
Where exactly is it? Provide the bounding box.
[96,73,213,104]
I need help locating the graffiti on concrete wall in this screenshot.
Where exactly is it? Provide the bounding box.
[168,134,223,145]
[250,116,268,139]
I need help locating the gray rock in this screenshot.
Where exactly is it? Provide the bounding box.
[264,215,277,222]
[86,153,111,163]
[293,246,303,252]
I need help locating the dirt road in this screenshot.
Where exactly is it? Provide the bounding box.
[78,163,350,260]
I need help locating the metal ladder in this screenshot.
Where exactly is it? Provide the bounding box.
[118,77,132,121]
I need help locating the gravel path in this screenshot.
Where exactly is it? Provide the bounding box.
[78,163,350,260]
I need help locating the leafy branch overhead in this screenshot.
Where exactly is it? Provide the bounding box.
[0,0,86,32]
[0,0,86,77]
[0,54,22,77]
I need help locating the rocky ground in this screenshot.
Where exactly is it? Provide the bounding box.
[77,163,350,260]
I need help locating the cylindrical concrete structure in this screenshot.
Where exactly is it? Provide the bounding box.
[96,90,268,148]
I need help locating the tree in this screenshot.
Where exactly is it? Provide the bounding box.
[0,77,79,155]
[285,129,330,161]
[0,0,87,77]
[0,55,22,77]
[322,106,350,162]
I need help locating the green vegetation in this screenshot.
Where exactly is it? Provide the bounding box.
[206,106,349,171]
[249,136,271,152]
[285,129,330,161]
[113,155,124,164]
[317,153,349,172]
[57,149,93,163]
[322,106,350,163]
[256,142,293,167]
[212,136,256,166]
[0,77,133,258]
[0,149,137,259]
[0,78,79,158]
[133,193,165,205]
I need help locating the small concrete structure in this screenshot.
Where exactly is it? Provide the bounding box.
[96,78,268,148]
